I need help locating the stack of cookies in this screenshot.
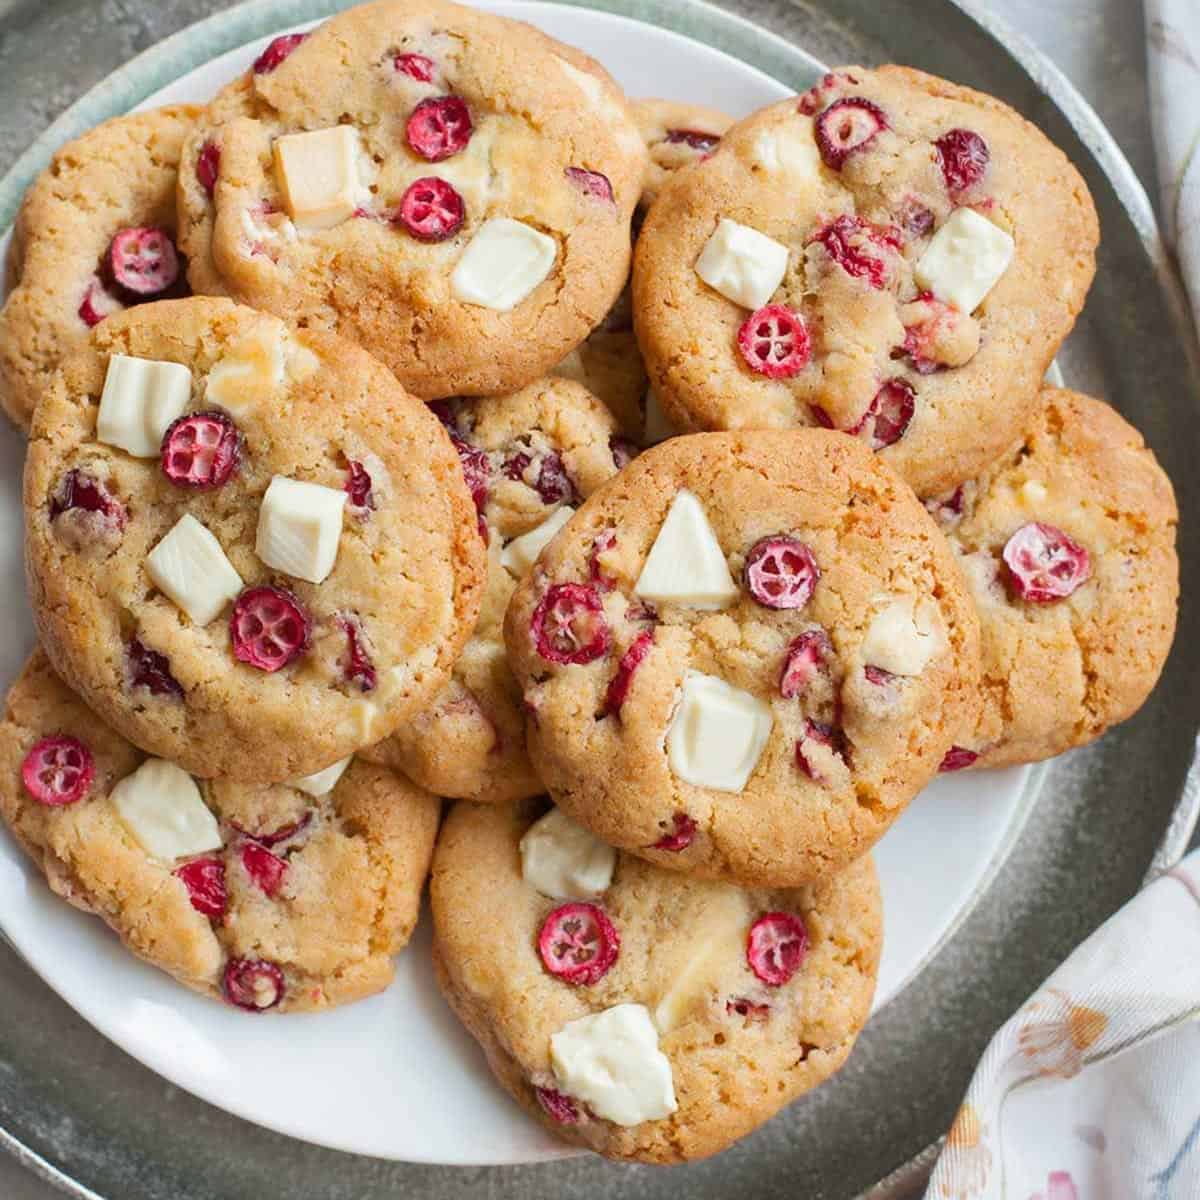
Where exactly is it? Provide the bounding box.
[0,0,1179,1167]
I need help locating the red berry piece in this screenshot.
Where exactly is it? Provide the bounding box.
[196,141,220,197]
[589,528,617,591]
[232,811,312,848]
[815,98,888,169]
[49,469,127,530]
[538,902,619,986]
[406,96,473,161]
[924,485,965,526]
[664,128,721,152]
[939,745,979,772]
[396,176,464,241]
[395,51,435,81]
[252,32,306,74]
[609,437,637,470]
[936,129,990,198]
[864,665,894,687]
[625,600,658,625]
[565,167,615,204]
[160,411,240,489]
[652,811,696,852]
[106,227,180,300]
[223,958,285,1012]
[899,198,936,238]
[21,736,95,807]
[853,380,915,450]
[127,638,183,698]
[531,583,610,665]
[603,630,653,716]
[230,587,310,673]
[795,719,842,782]
[737,304,811,379]
[535,1086,581,1124]
[343,458,374,515]
[1002,522,1091,603]
[240,841,287,897]
[337,615,377,693]
[726,997,771,1022]
[744,536,819,610]
[746,912,809,986]
[452,436,489,515]
[78,280,120,328]
[809,214,901,290]
[501,450,531,481]
[534,453,576,506]
[797,70,860,116]
[809,404,835,429]
[174,857,227,919]
[780,629,832,698]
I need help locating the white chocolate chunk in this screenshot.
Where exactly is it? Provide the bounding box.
[915,208,1015,314]
[255,475,347,585]
[860,596,946,676]
[501,506,575,578]
[750,121,820,182]
[273,126,362,231]
[520,807,615,900]
[204,325,287,415]
[642,387,677,447]
[451,218,557,311]
[290,755,352,798]
[635,490,737,610]
[667,671,773,793]
[550,1004,677,1126]
[694,217,789,309]
[97,355,192,458]
[111,759,220,863]
[146,514,244,625]
[1018,479,1048,510]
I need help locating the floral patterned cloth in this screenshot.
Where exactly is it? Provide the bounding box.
[924,851,1200,1198]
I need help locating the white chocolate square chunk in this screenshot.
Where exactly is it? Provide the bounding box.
[501,506,575,578]
[290,755,352,798]
[635,489,737,610]
[205,326,286,415]
[667,671,773,793]
[520,807,615,900]
[111,759,220,863]
[147,514,244,626]
[694,217,789,309]
[273,126,362,231]
[452,218,558,311]
[751,121,821,182]
[255,475,347,585]
[915,208,1015,314]
[97,354,191,458]
[550,1004,677,1127]
[860,595,946,676]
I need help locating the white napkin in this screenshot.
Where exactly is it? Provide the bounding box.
[923,851,1200,1198]
[1147,0,1200,335]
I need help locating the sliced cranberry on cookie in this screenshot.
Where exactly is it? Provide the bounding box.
[230,586,310,672]
[538,902,620,986]
[21,736,95,807]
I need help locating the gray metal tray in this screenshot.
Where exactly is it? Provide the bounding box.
[0,0,1197,1197]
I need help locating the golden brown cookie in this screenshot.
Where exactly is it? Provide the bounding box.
[633,97,735,209]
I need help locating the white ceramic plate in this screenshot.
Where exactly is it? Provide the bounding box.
[0,1,1038,1165]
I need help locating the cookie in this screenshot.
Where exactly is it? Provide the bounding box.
[431,798,881,1163]
[0,106,198,431]
[362,377,625,804]
[0,650,440,1012]
[503,430,981,887]
[24,296,485,782]
[633,98,735,210]
[632,66,1099,496]
[928,388,1178,770]
[175,0,647,400]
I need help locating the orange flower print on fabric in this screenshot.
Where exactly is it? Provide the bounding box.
[1017,988,1108,1079]
[938,1103,992,1198]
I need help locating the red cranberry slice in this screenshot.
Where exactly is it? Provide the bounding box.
[538,902,619,986]
[396,176,464,241]
[726,997,771,1022]
[815,98,888,169]
[924,485,965,526]
[809,215,901,291]
[609,437,637,470]
[395,51,436,82]
[160,411,240,490]
[105,227,180,300]
[21,736,95,807]
[602,630,653,716]
[664,128,721,152]
[900,297,957,375]
[565,167,615,204]
[864,665,894,687]
[589,528,617,591]
[343,458,374,514]
[744,536,819,610]
[175,857,227,919]
[936,129,990,198]
[49,469,127,529]
[652,811,696,852]
[127,638,183,698]
[78,281,119,328]
[240,841,287,897]
[737,304,811,379]
[1002,522,1091,603]
[795,719,839,781]
[535,1087,581,1124]
[899,198,936,238]
[746,912,809,986]
[252,32,306,74]
[502,450,531,482]
[223,958,285,1011]
[797,71,860,116]
[196,141,220,197]
[232,811,312,848]
[939,745,979,772]
[852,380,915,450]
[531,583,610,665]
[780,629,832,698]
[230,587,310,672]
[406,96,473,161]
[337,615,377,693]
[452,436,490,515]
[534,453,576,506]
